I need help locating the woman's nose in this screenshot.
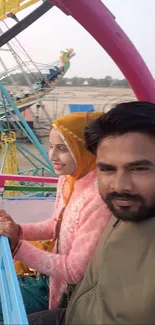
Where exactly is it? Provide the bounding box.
[49,148,58,161]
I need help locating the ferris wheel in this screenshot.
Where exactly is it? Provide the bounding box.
[0,0,75,194]
[0,0,40,21]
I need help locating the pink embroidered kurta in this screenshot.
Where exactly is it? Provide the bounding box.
[15,170,111,309]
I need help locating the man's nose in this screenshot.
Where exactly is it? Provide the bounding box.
[110,171,132,193]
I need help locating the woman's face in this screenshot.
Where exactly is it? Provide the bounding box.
[49,128,76,176]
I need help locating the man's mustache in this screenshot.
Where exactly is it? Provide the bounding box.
[105,192,144,202]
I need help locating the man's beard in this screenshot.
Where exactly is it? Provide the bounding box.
[101,192,155,223]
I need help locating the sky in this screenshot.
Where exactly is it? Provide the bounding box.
[0,0,155,79]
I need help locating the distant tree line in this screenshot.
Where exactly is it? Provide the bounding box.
[59,76,130,88]
[2,73,130,88]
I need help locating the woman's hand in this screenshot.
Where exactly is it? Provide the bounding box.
[0,210,20,250]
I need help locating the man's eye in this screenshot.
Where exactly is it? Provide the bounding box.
[131,167,149,171]
[99,167,115,172]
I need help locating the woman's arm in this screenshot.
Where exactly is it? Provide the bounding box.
[14,194,111,283]
[20,218,55,241]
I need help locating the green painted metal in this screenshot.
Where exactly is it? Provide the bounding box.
[4,185,56,192]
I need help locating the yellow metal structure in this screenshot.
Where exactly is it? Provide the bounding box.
[1,132,19,196]
[0,0,40,21]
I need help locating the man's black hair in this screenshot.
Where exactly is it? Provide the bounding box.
[84,101,155,154]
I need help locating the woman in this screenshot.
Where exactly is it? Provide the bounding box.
[0,112,111,315]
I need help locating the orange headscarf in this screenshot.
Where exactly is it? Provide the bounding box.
[53,112,103,205]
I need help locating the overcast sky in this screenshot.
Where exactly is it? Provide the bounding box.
[0,0,155,79]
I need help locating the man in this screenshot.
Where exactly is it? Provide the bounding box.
[64,101,155,325]
[14,101,155,323]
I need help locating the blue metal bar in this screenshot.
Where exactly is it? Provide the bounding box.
[0,103,37,146]
[0,99,53,173]
[32,168,40,176]
[17,143,52,171]
[18,168,35,175]
[0,235,28,324]
[18,167,39,174]
[20,168,41,186]
[16,145,38,168]
[3,109,37,147]
[0,111,53,175]
[1,93,11,132]
[17,166,47,174]
[0,84,55,173]
[21,192,56,198]
[0,121,5,132]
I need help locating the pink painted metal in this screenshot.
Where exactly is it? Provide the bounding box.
[51,0,155,102]
[0,174,58,188]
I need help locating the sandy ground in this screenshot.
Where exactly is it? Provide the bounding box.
[1,87,136,172]
[35,86,136,118]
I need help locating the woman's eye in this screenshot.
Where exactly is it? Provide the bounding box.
[49,145,68,152]
[59,146,68,152]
